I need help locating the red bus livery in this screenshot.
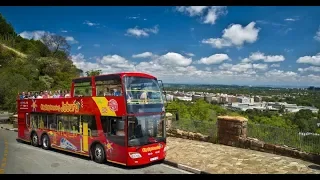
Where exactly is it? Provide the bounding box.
[17,72,170,166]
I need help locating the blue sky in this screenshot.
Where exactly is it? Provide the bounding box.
[1,6,320,86]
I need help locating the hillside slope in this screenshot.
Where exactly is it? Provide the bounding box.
[0,43,27,58]
[0,13,82,112]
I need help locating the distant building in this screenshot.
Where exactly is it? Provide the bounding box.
[237,96,250,104]
[254,96,262,102]
[192,95,203,101]
[175,96,192,101]
[204,95,213,103]
[227,96,238,104]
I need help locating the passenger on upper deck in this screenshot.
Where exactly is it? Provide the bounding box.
[42,91,49,99]
[64,90,70,98]
[53,91,60,98]
[113,87,122,96]
[19,92,25,100]
[37,92,43,99]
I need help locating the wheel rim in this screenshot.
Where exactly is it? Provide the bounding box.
[95,147,102,159]
[33,135,37,144]
[43,136,48,148]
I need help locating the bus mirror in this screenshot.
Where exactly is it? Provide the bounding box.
[175,112,179,121]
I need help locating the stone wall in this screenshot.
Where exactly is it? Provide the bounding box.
[167,116,320,165]
[217,116,247,147]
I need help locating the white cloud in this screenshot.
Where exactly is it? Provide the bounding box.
[314,27,320,41]
[284,18,298,22]
[83,20,99,26]
[270,64,280,68]
[219,63,268,73]
[132,52,154,58]
[176,6,227,25]
[201,38,232,49]
[71,54,101,73]
[203,7,227,25]
[19,30,78,44]
[77,46,82,50]
[125,25,159,38]
[284,48,293,53]
[61,30,68,33]
[176,6,208,16]
[296,53,320,66]
[156,52,192,67]
[242,52,285,63]
[70,52,320,86]
[65,36,78,44]
[128,16,139,19]
[185,53,195,57]
[197,54,230,65]
[202,22,260,48]
[98,55,128,65]
[298,66,320,73]
[19,30,49,40]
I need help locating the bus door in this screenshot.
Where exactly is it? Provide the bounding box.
[101,116,127,165]
[18,112,29,139]
[80,116,89,153]
[79,115,96,154]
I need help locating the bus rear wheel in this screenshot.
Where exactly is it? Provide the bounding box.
[31,133,39,147]
[92,144,106,164]
[42,134,51,150]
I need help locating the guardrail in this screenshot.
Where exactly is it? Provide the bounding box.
[247,123,320,154]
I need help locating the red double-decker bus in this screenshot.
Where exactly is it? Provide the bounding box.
[16,72,172,166]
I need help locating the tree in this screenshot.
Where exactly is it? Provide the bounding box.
[41,33,70,56]
[0,14,15,36]
[86,69,102,76]
[293,109,318,132]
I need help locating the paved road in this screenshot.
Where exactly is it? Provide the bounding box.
[0,129,190,174]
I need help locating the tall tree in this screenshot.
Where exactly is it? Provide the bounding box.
[41,33,70,56]
[86,69,102,76]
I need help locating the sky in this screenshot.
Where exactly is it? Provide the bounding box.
[1,6,320,87]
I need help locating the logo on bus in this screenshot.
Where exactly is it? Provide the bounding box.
[40,101,81,113]
[141,144,162,152]
[108,99,118,112]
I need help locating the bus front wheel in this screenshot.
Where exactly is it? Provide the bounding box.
[31,133,39,147]
[42,134,51,150]
[92,144,106,164]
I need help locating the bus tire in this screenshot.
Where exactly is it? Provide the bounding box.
[31,132,39,147]
[92,144,106,164]
[41,134,51,150]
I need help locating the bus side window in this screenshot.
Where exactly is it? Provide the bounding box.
[70,116,80,133]
[57,115,70,132]
[48,114,57,130]
[82,115,98,136]
[39,114,48,129]
[74,80,92,97]
[31,114,38,129]
[96,80,122,97]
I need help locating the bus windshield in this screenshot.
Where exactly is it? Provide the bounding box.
[127,114,165,147]
[124,76,164,113]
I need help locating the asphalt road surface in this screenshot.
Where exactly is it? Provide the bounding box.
[0,129,190,174]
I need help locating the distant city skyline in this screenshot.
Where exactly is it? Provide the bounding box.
[1,6,320,86]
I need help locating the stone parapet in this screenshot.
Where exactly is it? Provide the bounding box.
[217,116,248,147]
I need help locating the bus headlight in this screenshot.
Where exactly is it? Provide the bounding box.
[164,146,168,152]
[129,152,142,159]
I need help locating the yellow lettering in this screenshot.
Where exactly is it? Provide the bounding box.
[142,145,161,152]
[2,158,6,162]
[1,162,6,168]
[0,168,4,174]
[39,101,79,113]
